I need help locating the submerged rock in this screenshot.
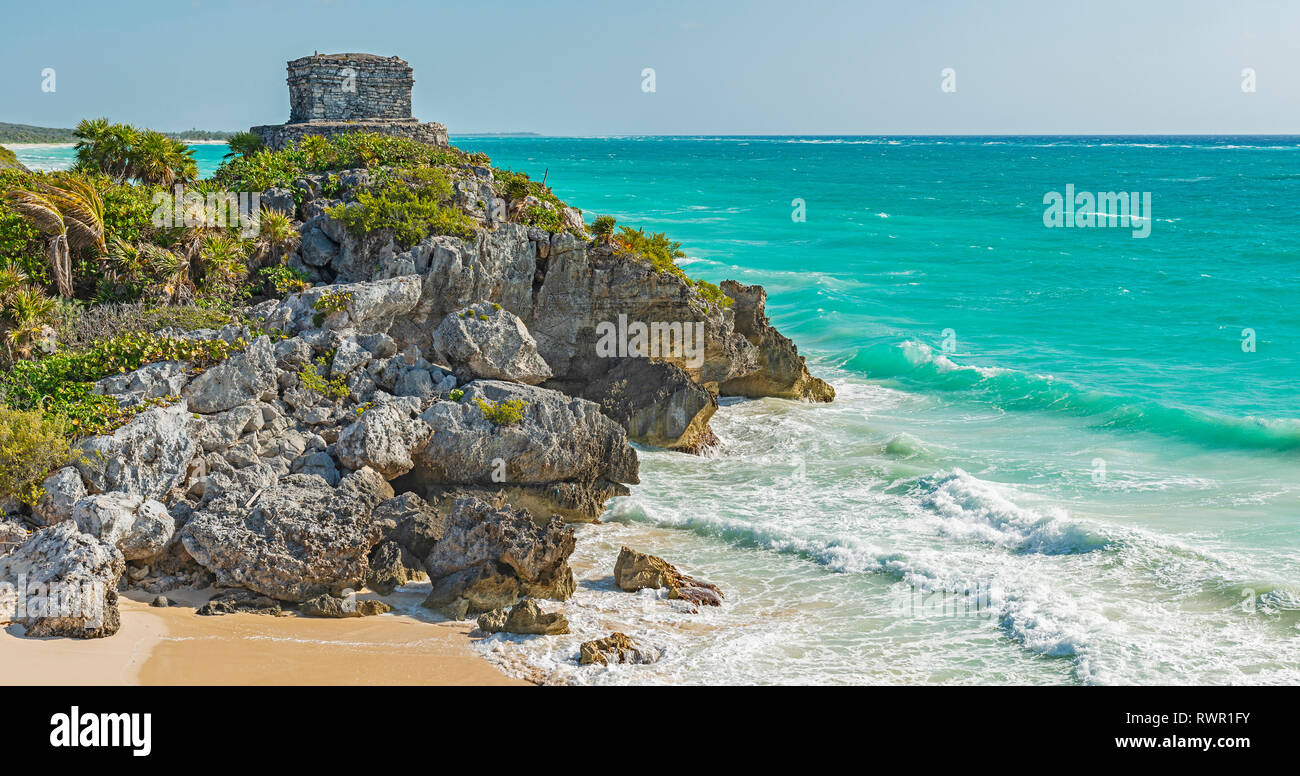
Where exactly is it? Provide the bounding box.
[578,632,659,666]
[475,598,569,635]
[422,496,576,616]
[181,468,392,602]
[614,546,724,608]
[0,522,125,638]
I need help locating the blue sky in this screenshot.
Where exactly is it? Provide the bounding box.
[1,0,1297,135]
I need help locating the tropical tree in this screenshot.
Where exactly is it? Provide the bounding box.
[224,131,265,161]
[73,118,136,182]
[252,210,300,268]
[130,130,197,187]
[0,264,57,361]
[1,173,106,298]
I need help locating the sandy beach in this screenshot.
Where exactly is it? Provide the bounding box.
[0,589,528,686]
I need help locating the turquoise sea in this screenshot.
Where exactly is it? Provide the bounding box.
[12,136,1299,684]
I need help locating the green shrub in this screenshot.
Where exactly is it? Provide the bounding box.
[260,265,310,295]
[326,175,475,246]
[522,204,563,232]
[0,406,74,505]
[298,355,350,400]
[474,397,527,426]
[614,226,688,280]
[693,279,734,308]
[448,388,464,402]
[591,215,617,241]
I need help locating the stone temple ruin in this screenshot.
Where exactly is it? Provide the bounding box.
[250,53,448,150]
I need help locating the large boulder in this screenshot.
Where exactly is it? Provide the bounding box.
[335,403,432,479]
[32,467,87,526]
[431,302,553,385]
[72,494,174,561]
[614,546,724,608]
[183,336,278,414]
[180,468,392,602]
[75,404,197,500]
[371,491,444,560]
[412,380,637,522]
[0,518,27,557]
[422,497,576,616]
[717,281,835,401]
[0,521,125,638]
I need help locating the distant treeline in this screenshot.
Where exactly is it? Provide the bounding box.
[0,122,233,144]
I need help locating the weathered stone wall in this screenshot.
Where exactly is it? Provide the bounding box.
[250,53,449,150]
[251,120,449,151]
[287,53,414,122]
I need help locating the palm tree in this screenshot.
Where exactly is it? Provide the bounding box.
[0,264,57,361]
[223,131,265,161]
[2,174,106,298]
[73,118,136,182]
[253,210,300,268]
[131,131,197,187]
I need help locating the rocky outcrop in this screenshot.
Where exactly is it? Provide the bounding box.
[0,521,124,638]
[75,404,196,501]
[578,632,659,666]
[614,546,724,608]
[183,336,278,414]
[33,467,86,526]
[718,281,834,401]
[71,493,174,561]
[335,402,432,478]
[475,598,569,635]
[196,589,283,616]
[409,380,637,522]
[422,497,576,617]
[364,540,424,595]
[431,302,552,385]
[579,359,718,452]
[181,468,392,602]
[0,518,27,557]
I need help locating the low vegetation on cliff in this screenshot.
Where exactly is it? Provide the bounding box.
[0,125,739,505]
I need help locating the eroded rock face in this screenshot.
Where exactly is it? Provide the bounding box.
[335,402,432,478]
[0,519,27,557]
[578,632,659,666]
[183,336,278,414]
[94,360,189,407]
[411,380,637,522]
[75,404,197,501]
[476,598,569,635]
[181,468,392,602]
[578,359,718,452]
[72,493,174,561]
[432,302,553,385]
[33,467,87,526]
[718,281,834,402]
[0,521,125,639]
[422,497,576,616]
[614,546,724,608]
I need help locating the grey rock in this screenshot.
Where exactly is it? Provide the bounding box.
[72,493,175,561]
[262,187,296,215]
[33,467,87,526]
[180,468,392,602]
[183,336,278,414]
[94,361,189,407]
[372,491,443,560]
[335,403,432,478]
[0,521,125,638]
[75,405,197,501]
[431,302,552,385]
[476,598,569,635]
[421,497,575,616]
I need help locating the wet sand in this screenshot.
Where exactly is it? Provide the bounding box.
[1,591,528,686]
